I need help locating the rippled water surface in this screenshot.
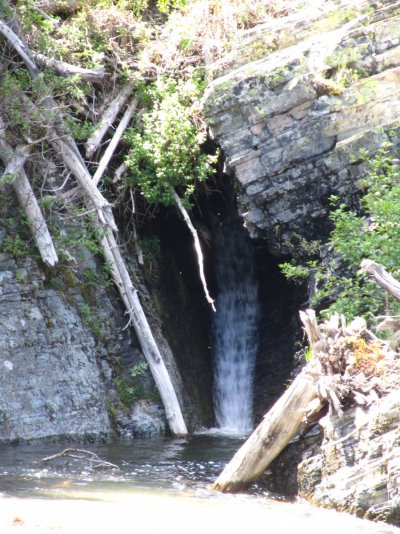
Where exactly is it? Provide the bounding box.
[0,435,398,534]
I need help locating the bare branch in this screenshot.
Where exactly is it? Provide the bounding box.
[32,52,106,83]
[172,189,216,312]
[0,19,39,77]
[92,98,138,186]
[86,84,135,158]
[360,259,400,301]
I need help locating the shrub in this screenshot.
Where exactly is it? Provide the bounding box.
[314,144,400,319]
[124,76,217,206]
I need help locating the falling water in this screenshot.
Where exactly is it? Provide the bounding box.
[212,216,259,434]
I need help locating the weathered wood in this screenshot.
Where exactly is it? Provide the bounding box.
[86,84,135,158]
[0,13,187,435]
[32,52,106,83]
[171,189,216,312]
[101,230,187,435]
[212,365,320,492]
[41,448,120,470]
[0,19,39,77]
[360,259,400,301]
[34,0,83,14]
[0,124,58,267]
[113,162,127,183]
[92,98,138,186]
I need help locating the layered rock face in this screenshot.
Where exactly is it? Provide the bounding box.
[203,0,400,254]
[0,250,169,442]
[298,389,400,523]
[0,255,111,441]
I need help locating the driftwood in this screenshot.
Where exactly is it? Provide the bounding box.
[86,83,135,158]
[0,122,58,267]
[32,52,105,83]
[212,309,390,493]
[212,365,321,492]
[41,448,120,470]
[92,98,138,186]
[1,10,187,436]
[360,259,400,301]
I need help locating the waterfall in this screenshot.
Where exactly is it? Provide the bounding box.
[212,216,259,434]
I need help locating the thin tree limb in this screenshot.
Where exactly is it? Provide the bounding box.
[86,83,135,158]
[92,98,138,186]
[171,189,216,312]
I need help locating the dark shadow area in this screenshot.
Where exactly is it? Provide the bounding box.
[135,169,307,431]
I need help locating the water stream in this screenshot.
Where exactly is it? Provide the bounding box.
[0,437,397,534]
[212,216,259,433]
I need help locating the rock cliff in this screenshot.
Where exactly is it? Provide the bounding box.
[203,0,400,254]
[0,248,170,442]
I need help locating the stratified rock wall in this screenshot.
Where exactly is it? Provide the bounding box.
[298,389,400,523]
[203,0,400,254]
[0,255,111,442]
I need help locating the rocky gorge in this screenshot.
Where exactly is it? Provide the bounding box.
[1,0,400,527]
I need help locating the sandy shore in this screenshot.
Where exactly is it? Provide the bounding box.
[0,492,399,534]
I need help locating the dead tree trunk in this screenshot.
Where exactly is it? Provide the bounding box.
[212,364,321,492]
[212,309,361,493]
[0,12,188,435]
[0,124,58,267]
[32,52,105,83]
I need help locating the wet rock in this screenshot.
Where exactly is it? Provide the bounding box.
[116,401,166,439]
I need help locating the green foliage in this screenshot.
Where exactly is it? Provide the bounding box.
[51,208,104,262]
[130,361,148,377]
[279,261,309,281]
[79,303,102,338]
[114,361,155,408]
[1,232,31,259]
[314,144,400,319]
[304,346,313,362]
[124,76,217,205]
[122,0,187,16]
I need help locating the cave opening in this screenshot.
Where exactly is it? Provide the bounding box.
[140,172,307,430]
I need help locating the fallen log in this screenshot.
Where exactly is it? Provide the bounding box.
[0,9,188,436]
[212,364,321,492]
[32,52,106,83]
[0,122,58,267]
[212,309,389,493]
[34,0,83,14]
